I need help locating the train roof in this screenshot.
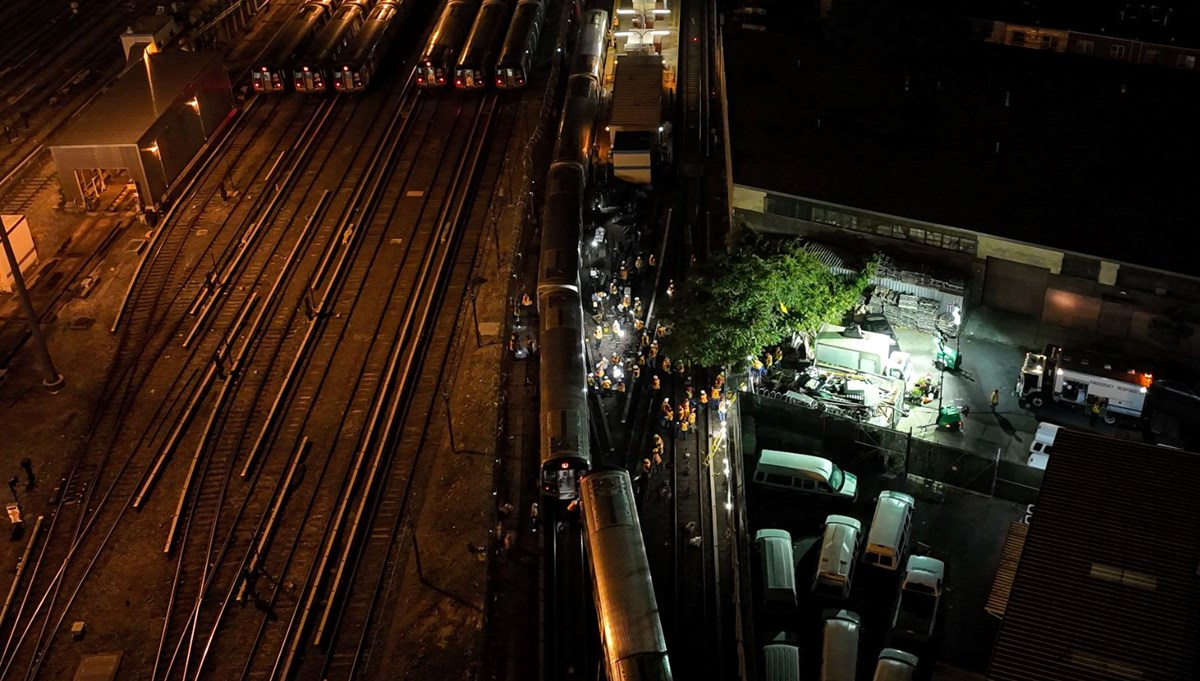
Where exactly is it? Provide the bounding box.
[580,472,670,669]
[457,0,512,67]
[295,1,369,66]
[337,0,413,66]
[497,0,545,64]
[257,1,334,67]
[424,0,479,53]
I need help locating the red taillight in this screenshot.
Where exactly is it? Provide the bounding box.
[455,79,462,86]
[516,77,524,85]
[437,77,444,83]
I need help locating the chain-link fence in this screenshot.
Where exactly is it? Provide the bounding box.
[745,390,1042,505]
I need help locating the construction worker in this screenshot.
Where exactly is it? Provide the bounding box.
[633,298,642,318]
[675,359,686,376]
[990,389,1001,411]
[699,390,709,407]
[1090,399,1102,425]
[619,261,628,281]
[648,253,657,267]
[600,376,612,392]
[643,458,653,477]
[653,449,664,471]
[661,398,672,416]
[617,381,626,393]
[632,364,641,379]
[685,386,694,401]
[524,336,537,357]
[609,280,619,296]
[652,375,661,390]
[662,356,671,373]
[637,352,647,367]
[641,331,650,347]
[714,373,725,390]
[666,279,675,298]
[649,340,659,359]
[654,434,664,451]
[775,345,784,362]
[635,255,644,271]
[593,325,603,341]
[634,318,645,332]
[507,333,519,353]
[688,411,696,428]
[764,351,774,369]
[521,292,533,307]
[711,387,721,402]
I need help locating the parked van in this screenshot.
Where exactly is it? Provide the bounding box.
[1027,422,1060,470]
[873,648,918,681]
[821,609,860,681]
[812,515,862,599]
[864,491,915,570]
[762,631,801,681]
[753,449,858,501]
[755,529,797,613]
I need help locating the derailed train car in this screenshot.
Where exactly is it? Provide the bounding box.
[580,470,673,681]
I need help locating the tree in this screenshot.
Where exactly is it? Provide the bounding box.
[659,238,876,368]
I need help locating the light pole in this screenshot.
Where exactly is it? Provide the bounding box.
[0,217,64,392]
[187,96,206,139]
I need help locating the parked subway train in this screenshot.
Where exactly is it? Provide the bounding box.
[252,0,338,93]
[333,0,416,92]
[537,9,609,500]
[454,0,512,89]
[417,0,480,87]
[292,0,370,93]
[580,470,673,680]
[494,0,546,89]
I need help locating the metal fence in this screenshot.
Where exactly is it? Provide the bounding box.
[746,390,1042,505]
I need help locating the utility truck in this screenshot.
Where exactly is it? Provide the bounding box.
[1017,345,1152,424]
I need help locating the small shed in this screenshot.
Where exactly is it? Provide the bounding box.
[49,51,232,212]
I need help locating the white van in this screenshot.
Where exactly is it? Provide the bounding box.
[821,609,860,681]
[762,631,801,681]
[1027,422,1060,470]
[873,648,918,681]
[755,529,797,613]
[864,491,915,570]
[753,450,858,501]
[812,515,862,599]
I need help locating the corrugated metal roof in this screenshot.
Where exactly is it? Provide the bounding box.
[609,53,663,131]
[53,51,220,148]
[985,521,1028,619]
[987,431,1200,681]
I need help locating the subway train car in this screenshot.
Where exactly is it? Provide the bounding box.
[416,0,480,88]
[494,0,546,89]
[252,0,337,93]
[333,0,416,92]
[454,0,512,89]
[570,8,608,83]
[551,74,599,169]
[292,0,369,93]
[535,10,609,499]
[580,470,673,681]
[537,288,589,500]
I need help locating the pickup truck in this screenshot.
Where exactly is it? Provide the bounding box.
[891,555,946,643]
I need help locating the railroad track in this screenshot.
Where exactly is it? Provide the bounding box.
[0,87,381,681]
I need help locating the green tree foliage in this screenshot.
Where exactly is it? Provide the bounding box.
[660,239,876,368]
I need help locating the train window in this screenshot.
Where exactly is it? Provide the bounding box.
[766,474,791,486]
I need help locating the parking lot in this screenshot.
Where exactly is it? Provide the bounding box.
[742,435,1026,679]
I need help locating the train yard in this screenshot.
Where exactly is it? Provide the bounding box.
[1,0,738,680]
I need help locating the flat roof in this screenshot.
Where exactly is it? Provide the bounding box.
[53,51,220,148]
[987,430,1200,681]
[726,20,1200,276]
[609,53,663,131]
